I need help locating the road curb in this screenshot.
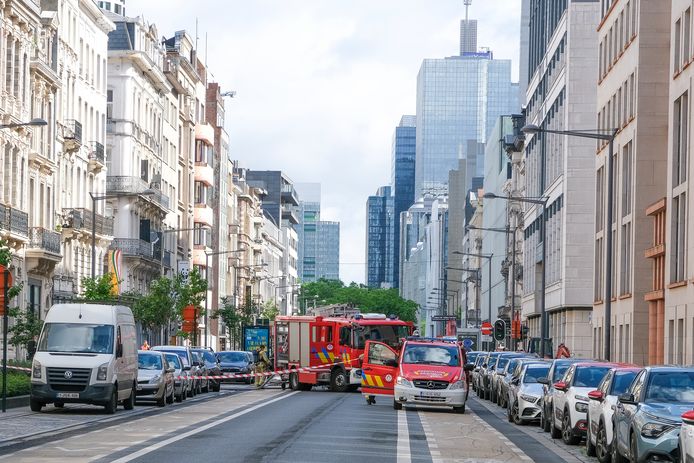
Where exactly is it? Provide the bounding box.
[2,395,29,410]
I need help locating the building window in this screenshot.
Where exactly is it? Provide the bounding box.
[675,19,682,72]
[673,92,689,186]
[620,222,632,294]
[622,142,633,216]
[671,193,687,283]
[595,237,604,300]
[685,8,691,64]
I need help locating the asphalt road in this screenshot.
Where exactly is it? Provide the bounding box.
[0,385,603,462]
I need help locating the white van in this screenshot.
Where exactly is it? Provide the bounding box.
[30,303,138,413]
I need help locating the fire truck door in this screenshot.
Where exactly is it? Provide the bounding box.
[361,341,398,396]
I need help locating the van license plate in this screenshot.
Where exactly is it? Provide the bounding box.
[56,393,79,399]
[420,391,441,398]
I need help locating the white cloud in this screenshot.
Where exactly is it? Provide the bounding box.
[131,0,521,284]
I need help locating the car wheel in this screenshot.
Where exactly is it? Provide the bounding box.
[513,401,524,425]
[612,431,628,463]
[187,383,194,397]
[166,387,174,404]
[104,388,118,414]
[550,410,562,439]
[393,399,402,410]
[596,422,611,463]
[123,382,136,410]
[330,368,349,393]
[175,392,183,403]
[156,389,166,407]
[30,398,44,412]
[507,401,514,422]
[562,409,579,445]
[586,416,596,457]
[213,380,221,392]
[629,432,638,463]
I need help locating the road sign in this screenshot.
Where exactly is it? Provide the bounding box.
[481,321,493,336]
[432,315,457,321]
[462,339,474,349]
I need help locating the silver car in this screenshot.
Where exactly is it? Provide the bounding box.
[136,350,174,407]
[164,352,190,402]
[507,362,551,425]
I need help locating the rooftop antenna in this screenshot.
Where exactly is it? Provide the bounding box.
[464,0,472,23]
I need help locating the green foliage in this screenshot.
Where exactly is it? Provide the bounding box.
[259,300,279,321]
[127,277,175,332]
[213,297,253,350]
[300,279,418,322]
[172,267,207,318]
[81,273,117,301]
[7,306,43,354]
[0,372,31,397]
[0,239,12,266]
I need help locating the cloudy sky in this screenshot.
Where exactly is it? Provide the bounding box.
[133,0,522,284]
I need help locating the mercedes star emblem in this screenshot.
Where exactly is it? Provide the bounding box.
[427,381,435,389]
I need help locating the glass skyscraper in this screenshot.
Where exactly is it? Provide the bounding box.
[366,186,395,288]
[391,116,416,288]
[415,42,519,197]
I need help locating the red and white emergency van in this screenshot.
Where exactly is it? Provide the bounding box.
[360,337,474,413]
[272,312,413,392]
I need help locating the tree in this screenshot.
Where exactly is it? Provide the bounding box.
[259,300,279,321]
[127,277,176,338]
[213,297,253,350]
[81,273,117,301]
[8,306,42,356]
[299,279,418,322]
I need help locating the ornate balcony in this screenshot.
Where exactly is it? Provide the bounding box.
[0,204,29,241]
[62,208,114,237]
[110,238,161,265]
[26,227,62,275]
[106,176,170,211]
[62,119,82,153]
[88,141,105,173]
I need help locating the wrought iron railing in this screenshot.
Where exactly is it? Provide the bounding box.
[111,238,154,260]
[106,176,170,210]
[29,227,61,254]
[63,208,114,236]
[0,204,29,237]
[64,119,82,143]
[89,141,105,164]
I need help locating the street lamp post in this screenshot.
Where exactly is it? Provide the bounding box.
[446,267,481,329]
[521,124,618,361]
[484,192,548,357]
[89,190,155,279]
[467,224,519,350]
[0,118,47,129]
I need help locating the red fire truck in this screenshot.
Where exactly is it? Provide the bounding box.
[272,311,414,392]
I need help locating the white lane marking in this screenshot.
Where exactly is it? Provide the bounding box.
[396,409,411,463]
[417,412,443,463]
[466,406,532,462]
[111,392,299,463]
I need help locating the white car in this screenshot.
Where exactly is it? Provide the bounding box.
[681,410,694,463]
[507,362,550,425]
[585,366,639,462]
[551,362,616,445]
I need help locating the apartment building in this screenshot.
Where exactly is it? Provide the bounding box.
[594,0,670,365]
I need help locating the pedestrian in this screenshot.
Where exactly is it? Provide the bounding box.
[140,340,150,350]
[255,344,269,389]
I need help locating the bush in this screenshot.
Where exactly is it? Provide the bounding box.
[0,372,31,397]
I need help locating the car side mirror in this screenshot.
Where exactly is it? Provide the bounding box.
[553,381,568,392]
[618,393,636,405]
[511,378,520,386]
[167,367,175,373]
[384,359,398,368]
[537,377,549,385]
[183,366,191,371]
[588,390,604,402]
[464,363,475,372]
[682,411,694,424]
[192,361,201,367]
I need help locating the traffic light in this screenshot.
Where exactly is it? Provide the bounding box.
[493,319,506,341]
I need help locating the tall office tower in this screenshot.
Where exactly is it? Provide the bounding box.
[459,19,478,54]
[391,116,416,288]
[415,13,519,198]
[366,186,395,288]
[295,183,340,282]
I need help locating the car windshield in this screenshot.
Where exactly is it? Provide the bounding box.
[138,353,163,370]
[402,344,460,366]
[218,352,248,363]
[165,354,181,370]
[574,367,611,387]
[194,350,217,365]
[354,324,410,349]
[524,365,550,383]
[37,323,114,354]
[157,349,190,367]
[645,371,694,402]
[467,352,479,364]
[497,357,511,370]
[612,371,637,395]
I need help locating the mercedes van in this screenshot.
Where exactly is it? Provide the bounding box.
[30,303,138,413]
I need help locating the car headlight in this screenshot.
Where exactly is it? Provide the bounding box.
[32,360,42,379]
[449,380,466,390]
[575,402,589,413]
[396,376,413,387]
[520,394,538,404]
[149,374,161,384]
[641,422,677,438]
[97,363,109,381]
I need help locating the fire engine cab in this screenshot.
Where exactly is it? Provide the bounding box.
[272,311,413,392]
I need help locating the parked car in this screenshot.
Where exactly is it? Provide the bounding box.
[136,350,174,406]
[30,304,138,414]
[190,351,209,393]
[479,352,502,400]
[585,366,640,462]
[471,353,487,394]
[613,366,694,463]
[151,345,198,397]
[163,352,190,402]
[539,358,585,432]
[490,353,527,404]
[217,351,255,384]
[550,362,620,445]
[507,362,551,425]
[191,348,221,392]
[494,354,538,407]
[504,358,550,410]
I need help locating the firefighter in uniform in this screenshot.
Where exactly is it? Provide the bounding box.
[255,345,269,389]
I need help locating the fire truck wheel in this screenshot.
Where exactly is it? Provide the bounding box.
[289,371,299,390]
[330,368,349,393]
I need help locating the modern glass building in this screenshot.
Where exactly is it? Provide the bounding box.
[391,116,416,288]
[317,221,340,281]
[415,51,519,197]
[366,186,395,288]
